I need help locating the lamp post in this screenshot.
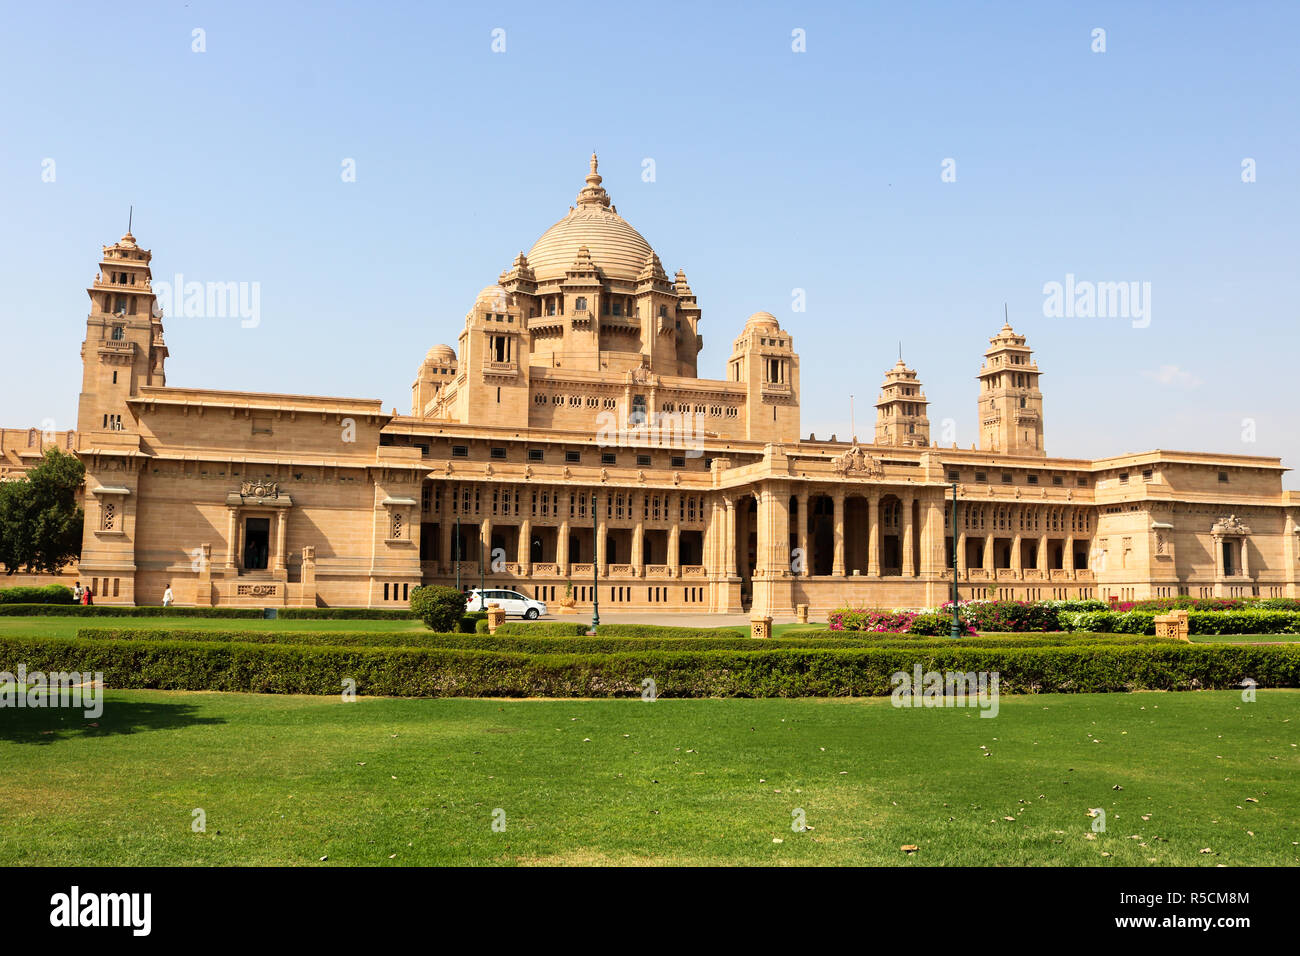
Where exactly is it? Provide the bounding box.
[591,491,600,631]
[950,481,962,639]
[454,514,461,593]
[479,529,485,601]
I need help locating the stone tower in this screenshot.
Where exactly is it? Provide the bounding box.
[874,356,930,446]
[727,312,800,443]
[976,322,1044,456]
[76,229,167,436]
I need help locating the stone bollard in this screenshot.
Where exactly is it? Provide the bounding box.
[486,603,506,634]
[750,614,773,639]
[796,604,808,624]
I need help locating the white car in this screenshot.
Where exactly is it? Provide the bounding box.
[466,588,547,620]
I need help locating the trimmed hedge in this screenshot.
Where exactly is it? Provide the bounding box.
[1,635,1295,697]
[0,604,268,618]
[279,607,415,620]
[1061,609,1300,636]
[495,621,590,637]
[0,585,75,605]
[72,627,1183,655]
[595,624,748,639]
[0,604,421,620]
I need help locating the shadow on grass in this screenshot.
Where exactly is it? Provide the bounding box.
[0,698,226,745]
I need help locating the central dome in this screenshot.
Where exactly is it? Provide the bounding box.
[526,155,654,282]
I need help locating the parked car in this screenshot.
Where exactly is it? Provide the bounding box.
[465,588,547,620]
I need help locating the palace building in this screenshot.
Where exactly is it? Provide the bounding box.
[4,155,1298,614]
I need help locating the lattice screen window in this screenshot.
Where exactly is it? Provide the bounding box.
[391,511,403,539]
[102,501,116,531]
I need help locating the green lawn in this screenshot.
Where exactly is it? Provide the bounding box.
[2,688,1295,866]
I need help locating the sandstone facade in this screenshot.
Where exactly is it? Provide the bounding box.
[5,156,1297,614]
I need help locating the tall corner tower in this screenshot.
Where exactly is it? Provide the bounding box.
[729,312,800,443]
[77,227,167,436]
[976,321,1044,456]
[874,355,930,446]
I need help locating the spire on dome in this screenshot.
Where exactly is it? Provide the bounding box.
[575,153,611,208]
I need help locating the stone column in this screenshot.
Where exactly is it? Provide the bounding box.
[274,510,287,571]
[1010,505,1022,580]
[597,508,608,576]
[722,496,736,576]
[759,485,790,576]
[195,543,212,606]
[669,513,680,578]
[300,545,317,607]
[867,491,880,576]
[983,530,994,573]
[481,516,493,573]
[902,496,915,576]
[633,505,645,577]
[796,489,810,576]
[441,514,453,575]
[558,517,570,575]
[1038,531,1049,575]
[832,490,846,577]
[957,528,967,575]
[518,516,531,575]
[1065,535,1075,573]
[225,508,238,569]
[1240,537,1250,577]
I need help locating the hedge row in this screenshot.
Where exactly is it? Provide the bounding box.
[0,603,431,622]
[1,635,1293,697]
[0,604,268,618]
[72,627,1182,655]
[1061,609,1300,635]
[0,585,75,605]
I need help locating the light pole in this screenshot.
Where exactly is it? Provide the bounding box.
[950,481,962,639]
[454,514,461,593]
[591,491,600,631]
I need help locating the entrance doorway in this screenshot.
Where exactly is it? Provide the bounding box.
[244,517,270,570]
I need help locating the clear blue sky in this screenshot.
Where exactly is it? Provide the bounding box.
[3,1,1297,484]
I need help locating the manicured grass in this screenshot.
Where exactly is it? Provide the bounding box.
[1,688,1295,866]
[0,616,426,640]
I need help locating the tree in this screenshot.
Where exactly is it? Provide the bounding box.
[0,448,85,575]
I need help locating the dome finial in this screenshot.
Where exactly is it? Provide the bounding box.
[576,152,610,208]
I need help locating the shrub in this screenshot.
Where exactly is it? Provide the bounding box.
[941,600,1059,632]
[908,613,977,637]
[828,609,918,633]
[1060,608,1300,636]
[3,635,1295,697]
[409,585,466,632]
[1059,610,1157,634]
[460,612,487,633]
[0,584,76,605]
